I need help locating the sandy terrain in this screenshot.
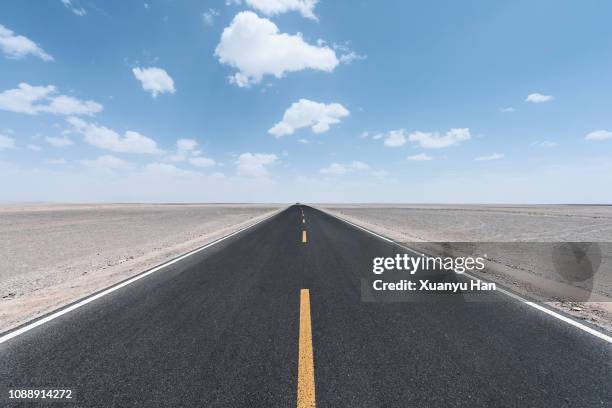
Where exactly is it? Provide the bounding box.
[318,204,612,242]
[0,204,282,332]
[319,204,612,333]
[3,203,611,335]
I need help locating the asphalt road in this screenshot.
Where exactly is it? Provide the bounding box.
[1,205,611,407]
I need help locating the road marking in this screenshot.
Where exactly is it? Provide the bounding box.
[0,209,285,345]
[316,207,612,345]
[302,218,306,224]
[297,289,316,408]
[463,273,612,345]
[302,230,308,243]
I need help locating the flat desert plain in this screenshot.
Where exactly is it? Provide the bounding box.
[0,204,282,332]
[2,203,612,334]
[320,204,612,332]
[319,204,612,242]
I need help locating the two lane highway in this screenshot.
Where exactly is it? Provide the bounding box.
[1,205,611,407]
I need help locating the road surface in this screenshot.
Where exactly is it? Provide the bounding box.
[1,205,611,407]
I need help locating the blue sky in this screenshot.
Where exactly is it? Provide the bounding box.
[1,0,611,203]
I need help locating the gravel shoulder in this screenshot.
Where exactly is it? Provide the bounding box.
[0,204,283,332]
[318,204,612,334]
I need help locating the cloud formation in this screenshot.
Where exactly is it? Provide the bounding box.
[585,130,612,141]
[320,161,372,175]
[269,99,349,137]
[383,129,407,147]
[525,93,554,103]
[531,140,557,148]
[407,153,432,161]
[0,83,102,116]
[166,138,216,167]
[132,67,176,98]
[408,128,471,149]
[474,153,504,161]
[202,9,220,26]
[241,0,319,20]
[236,152,277,177]
[0,24,53,61]
[68,117,162,154]
[61,0,86,16]
[215,11,338,87]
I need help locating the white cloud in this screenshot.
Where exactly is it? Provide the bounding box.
[239,0,319,20]
[361,131,385,141]
[332,42,366,64]
[45,95,103,115]
[45,135,73,147]
[61,0,86,16]
[132,67,176,98]
[320,161,371,175]
[203,9,220,25]
[68,117,162,154]
[408,128,471,149]
[27,144,41,151]
[383,129,407,147]
[236,152,277,177]
[339,51,366,64]
[0,83,102,116]
[474,153,504,161]
[177,138,198,152]
[585,130,612,141]
[525,93,554,103]
[81,155,134,173]
[320,163,347,175]
[297,138,309,144]
[215,11,338,87]
[0,84,54,114]
[166,138,216,167]
[0,24,53,61]
[353,127,466,151]
[269,99,349,137]
[499,107,515,113]
[0,134,16,149]
[531,140,557,148]
[407,153,433,161]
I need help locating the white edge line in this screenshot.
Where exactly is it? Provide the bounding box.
[0,208,284,345]
[316,207,612,345]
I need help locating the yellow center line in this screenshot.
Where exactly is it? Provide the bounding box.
[297,289,316,408]
[302,230,308,243]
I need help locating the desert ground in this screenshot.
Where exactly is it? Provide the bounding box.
[2,203,612,334]
[318,204,612,242]
[0,204,282,332]
[320,204,612,332]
